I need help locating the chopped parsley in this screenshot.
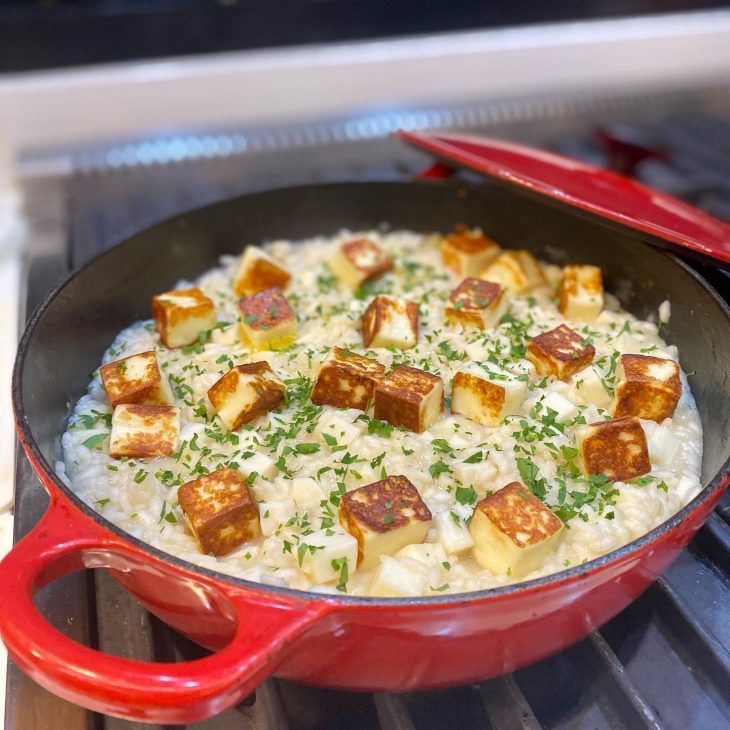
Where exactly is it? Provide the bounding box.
[429,460,451,479]
[82,433,108,450]
[331,557,349,592]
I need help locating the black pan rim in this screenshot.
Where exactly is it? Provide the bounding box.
[11,179,730,609]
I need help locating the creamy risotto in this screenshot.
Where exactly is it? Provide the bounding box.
[60,229,703,597]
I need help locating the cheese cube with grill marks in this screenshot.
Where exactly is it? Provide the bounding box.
[374,365,444,433]
[469,481,563,578]
[339,475,432,570]
[558,264,604,322]
[238,288,297,351]
[441,226,501,277]
[613,354,681,423]
[100,350,173,407]
[451,362,526,427]
[311,348,385,411]
[152,288,217,349]
[109,404,180,459]
[445,278,507,330]
[299,528,359,584]
[330,238,393,288]
[233,246,291,298]
[178,468,260,556]
[577,416,651,482]
[480,250,546,294]
[208,361,286,431]
[362,295,418,349]
[526,324,595,381]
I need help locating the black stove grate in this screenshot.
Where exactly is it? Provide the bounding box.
[8,88,730,730]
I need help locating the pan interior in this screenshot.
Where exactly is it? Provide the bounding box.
[16,180,730,554]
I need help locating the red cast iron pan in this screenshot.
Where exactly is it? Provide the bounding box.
[3,139,730,723]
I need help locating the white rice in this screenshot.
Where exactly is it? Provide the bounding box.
[60,230,703,596]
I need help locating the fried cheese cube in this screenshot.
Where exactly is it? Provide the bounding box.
[238,288,297,350]
[233,246,291,298]
[613,354,681,423]
[152,288,217,349]
[480,250,546,294]
[577,416,651,482]
[311,348,385,411]
[470,482,563,578]
[526,324,595,381]
[330,237,393,288]
[299,528,359,584]
[109,404,180,459]
[451,362,527,427]
[362,295,418,349]
[339,475,432,570]
[445,278,507,330]
[207,361,286,431]
[450,363,515,426]
[177,468,261,556]
[558,264,604,322]
[100,350,173,407]
[441,226,501,277]
[374,365,444,433]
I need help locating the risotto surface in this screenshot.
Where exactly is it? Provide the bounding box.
[60,230,702,596]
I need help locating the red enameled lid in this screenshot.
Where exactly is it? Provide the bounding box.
[399,130,730,268]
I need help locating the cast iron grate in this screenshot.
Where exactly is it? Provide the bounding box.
[8,88,730,729]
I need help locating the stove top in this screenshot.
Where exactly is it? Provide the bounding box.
[8,86,730,730]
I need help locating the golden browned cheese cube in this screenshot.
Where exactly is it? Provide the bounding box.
[238,287,297,350]
[578,416,651,482]
[374,365,444,433]
[208,361,286,431]
[613,354,681,423]
[178,468,261,556]
[557,264,604,322]
[480,250,546,294]
[109,404,180,459]
[362,295,418,349]
[151,287,217,349]
[311,348,385,411]
[451,362,527,426]
[100,350,173,407]
[445,278,507,330]
[526,324,595,381]
[330,237,393,288]
[339,475,432,570]
[233,246,291,298]
[441,226,501,277]
[469,482,563,578]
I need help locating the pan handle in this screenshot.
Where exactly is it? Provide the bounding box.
[0,493,332,724]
